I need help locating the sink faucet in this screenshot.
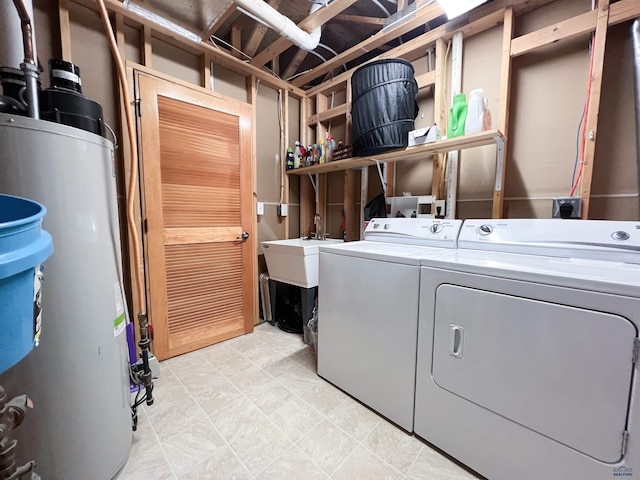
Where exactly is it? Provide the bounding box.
[314,213,324,240]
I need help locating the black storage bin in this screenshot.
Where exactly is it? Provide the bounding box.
[351,59,418,157]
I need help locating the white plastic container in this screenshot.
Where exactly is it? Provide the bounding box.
[465,88,485,135]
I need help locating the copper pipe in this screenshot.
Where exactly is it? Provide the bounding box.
[11,0,34,65]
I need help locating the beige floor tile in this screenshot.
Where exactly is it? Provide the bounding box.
[241,342,283,367]
[267,334,308,356]
[199,342,239,366]
[269,398,324,442]
[161,421,226,477]
[164,352,210,380]
[296,419,358,476]
[327,399,381,441]
[229,417,294,476]
[406,445,481,480]
[332,445,403,480]
[289,347,317,372]
[260,352,300,377]
[299,381,349,416]
[147,397,208,441]
[362,420,423,474]
[139,368,184,414]
[118,433,174,480]
[244,378,295,415]
[209,395,266,441]
[178,445,252,480]
[277,364,321,396]
[179,368,227,396]
[193,375,244,417]
[228,364,275,394]
[223,333,264,353]
[216,354,254,378]
[255,445,328,480]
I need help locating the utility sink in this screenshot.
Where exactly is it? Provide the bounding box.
[261,238,343,288]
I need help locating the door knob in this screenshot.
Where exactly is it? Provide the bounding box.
[238,231,249,240]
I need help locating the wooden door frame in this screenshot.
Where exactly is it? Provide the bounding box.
[130,64,257,359]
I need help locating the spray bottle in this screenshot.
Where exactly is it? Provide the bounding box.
[294,141,302,169]
[286,147,294,170]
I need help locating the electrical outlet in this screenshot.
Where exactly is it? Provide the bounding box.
[277,204,288,217]
[257,202,264,215]
[552,197,582,219]
[435,200,446,217]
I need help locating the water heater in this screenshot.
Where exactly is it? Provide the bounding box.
[0,112,132,479]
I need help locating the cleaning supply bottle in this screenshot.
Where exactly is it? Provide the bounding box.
[465,89,484,135]
[448,93,468,138]
[294,141,302,168]
[482,98,492,131]
[319,139,326,164]
[325,132,336,163]
[286,147,294,170]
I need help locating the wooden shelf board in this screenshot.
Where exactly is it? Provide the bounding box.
[287,130,505,176]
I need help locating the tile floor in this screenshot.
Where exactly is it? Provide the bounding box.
[118,323,481,480]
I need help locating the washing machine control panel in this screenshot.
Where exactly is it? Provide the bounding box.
[365,218,463,247]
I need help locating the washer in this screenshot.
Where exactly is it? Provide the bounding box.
[318,217,462,431]
[414,219,640,480]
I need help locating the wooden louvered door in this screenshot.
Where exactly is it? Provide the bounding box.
[137,73,255,360]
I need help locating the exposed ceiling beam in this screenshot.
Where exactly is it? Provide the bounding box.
[251,0,359,67]
[202,2,237,39]
[291,1,445,87]
[283,49,309,81]
[231,23,242,58]
[333,14,385,26]
[398,0,408,11]
[244,0,283,57]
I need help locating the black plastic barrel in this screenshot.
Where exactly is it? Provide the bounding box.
[351,59,419,157]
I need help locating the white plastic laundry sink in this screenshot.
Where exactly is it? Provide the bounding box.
[261,238,343,288]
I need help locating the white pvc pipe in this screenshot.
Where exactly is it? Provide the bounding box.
[0,0,35,69]
[234,0,322,51]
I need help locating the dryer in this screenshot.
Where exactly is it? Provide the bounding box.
[414,219,640,480]
[318,218,462,431]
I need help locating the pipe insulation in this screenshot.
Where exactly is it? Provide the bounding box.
[234,0,322,51]
[633,20,640,201]
[0,0,35,69]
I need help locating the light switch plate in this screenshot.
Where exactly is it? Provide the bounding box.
[257,202,264,215]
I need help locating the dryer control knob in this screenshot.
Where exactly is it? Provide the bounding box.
[384,223,391,230]
[612,230,630,241]
[430,224,444,234]
[478,224,493,235]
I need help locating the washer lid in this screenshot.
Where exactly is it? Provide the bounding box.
[319,241,453,265]
[459,219,640,263]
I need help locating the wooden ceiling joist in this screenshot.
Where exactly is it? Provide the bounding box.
[244,0,283,57]
[251,0,359,67]
[283,49,309,81]
[71,0,305,97]
[333,14,385,26]
[291,2,446,87]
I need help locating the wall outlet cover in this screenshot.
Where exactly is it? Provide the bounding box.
[257,202,264,215]
[277,204,288,217]
[552,197,582,219]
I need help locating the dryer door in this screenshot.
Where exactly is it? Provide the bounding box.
[432,284,636,463]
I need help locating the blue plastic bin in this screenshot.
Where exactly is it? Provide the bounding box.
[0,194,53,374]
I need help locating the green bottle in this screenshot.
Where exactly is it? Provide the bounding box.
[448,93,468,138]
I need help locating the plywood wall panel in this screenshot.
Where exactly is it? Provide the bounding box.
[507,39,589,199]
[395,159,434,197]
[589,195,639,220]
[457,200,493,219]
[69,3,118,131]
[151,37,201,86]
[34,0,60,83]
[123,22,141,65]
[591,22,639,197]
[256,86,281,204]
[213,65,248,102]
[515,0,591,36]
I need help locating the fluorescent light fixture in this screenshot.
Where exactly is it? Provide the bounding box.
[437,0,489,19]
